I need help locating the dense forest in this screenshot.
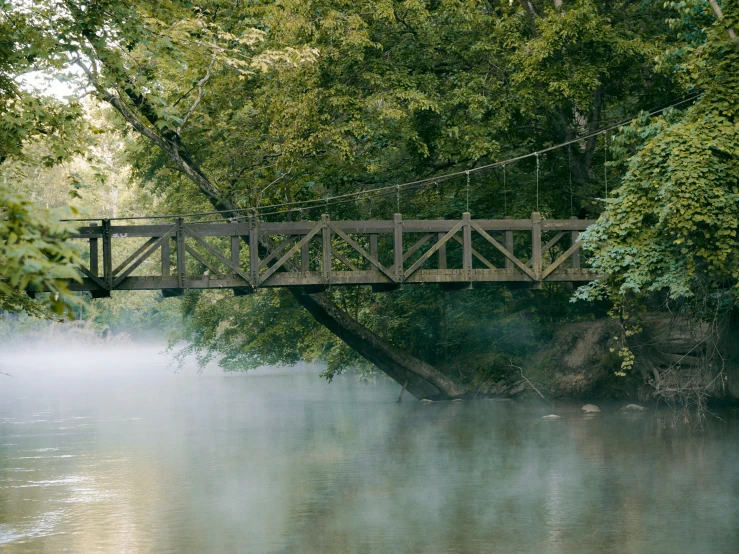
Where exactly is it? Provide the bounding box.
[1,1,738,419]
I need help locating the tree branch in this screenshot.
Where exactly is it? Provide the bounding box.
[177,40,217,135]
[708,0,738,42]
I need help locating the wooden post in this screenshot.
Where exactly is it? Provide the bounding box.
[570,216,580,268]
[437,232,447,269]
[462,212,472,281]
[322,214,331,284]
[161,234,170,277]
[89,222,99,276]
[102,219,113,289]
[176,217,186,289]
[393,213,403,283]
[370,234,378,260]
[504,216,514,270]
[301,236,310,274]
[249,215,259,286]
[531,212,542,281]
[231,235,240,269]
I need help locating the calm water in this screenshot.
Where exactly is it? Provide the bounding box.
[0,345,737,553]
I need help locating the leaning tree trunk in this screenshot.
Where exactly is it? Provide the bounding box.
[93,85,464,400]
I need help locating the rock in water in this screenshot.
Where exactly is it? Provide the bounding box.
[619,404,646,412]
[542,414,561,420]
[451,398,464,403]
[581,404,601,413]
[420,398,433,404]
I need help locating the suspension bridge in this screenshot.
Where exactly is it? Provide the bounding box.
[50,211,597,298]
[26,96,701,299]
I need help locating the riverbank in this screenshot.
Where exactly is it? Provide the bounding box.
[468,316,739,406]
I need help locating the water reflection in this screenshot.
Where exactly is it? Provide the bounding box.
[0,346,737,553]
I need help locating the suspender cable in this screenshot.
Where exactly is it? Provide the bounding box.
[604,131,608,200]
[503,164,507,216]
[465,170,470,213]
[396,186,400,214]
[535,153,540,213]
[568,145,573,216]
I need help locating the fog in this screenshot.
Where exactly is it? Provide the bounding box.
[1,345,738,553]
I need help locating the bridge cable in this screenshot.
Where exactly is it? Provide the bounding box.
[62,94,700,223]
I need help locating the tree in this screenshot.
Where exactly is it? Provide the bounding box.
[13,0,690,397]
[1,2,87,316]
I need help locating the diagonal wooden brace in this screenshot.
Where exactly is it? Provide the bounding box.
[525,232,565,268]
[113,237,159,276]
[542,239,583,279]
[184,226,254,286]
[471,221,536,280]
[328,222,396,282]
[113,228,174,287]
[258,223,323,284]
[404,220,465,279]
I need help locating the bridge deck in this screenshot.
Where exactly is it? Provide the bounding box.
[56,212,598,297]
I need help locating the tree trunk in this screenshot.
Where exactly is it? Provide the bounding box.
[90,81,464,400]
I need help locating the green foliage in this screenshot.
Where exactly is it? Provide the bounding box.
[0,183,81,316]
[576,0,739,374]
[579,0,739,303]
[8,0,731,383]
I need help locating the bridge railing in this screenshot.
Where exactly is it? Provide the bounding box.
[64,212,598,296]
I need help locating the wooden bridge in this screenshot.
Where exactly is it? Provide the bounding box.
[61,212,598,298]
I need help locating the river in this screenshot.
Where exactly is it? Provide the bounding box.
[0,345,737,553]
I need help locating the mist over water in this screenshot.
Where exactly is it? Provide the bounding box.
[1,345,737,553]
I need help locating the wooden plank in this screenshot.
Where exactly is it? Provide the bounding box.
[58,266,602,292]
[328,222,396,282]
[370,234,379,261]
[404,220,464,279]
[470,221,536,280]
[259,223,323,285]
[184,225,254,285]
[402,234,433,263]
[531,212,542,281]
[394,214,403,282]
[70,218,591,240]
[474,219,532,231]
[541,219,596,231]
[329,221,394,234]
[105,222,251,238]
[113,237,159,276]
[463,212,472,281]
[451,235,495,270]
[113,231,172,287]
